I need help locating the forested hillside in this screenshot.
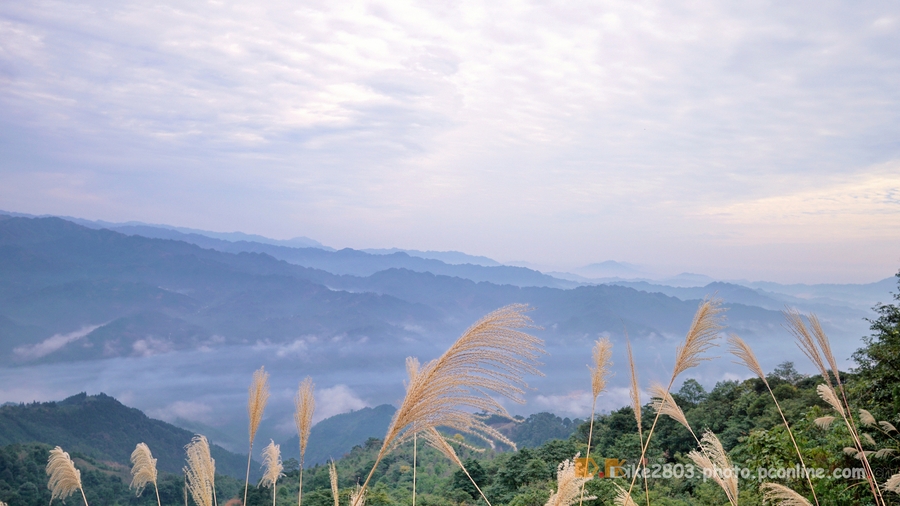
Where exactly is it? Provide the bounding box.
[0,393,254,479]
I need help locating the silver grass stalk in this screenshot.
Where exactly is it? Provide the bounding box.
[245,366,270,506]
[580,337,612,506]
[545,455,595,506]
[329,460,339,506]
[687,430,738,506]
[760,482,813,506]
[613,483,637,506]
[185,435,216,506]
[860,409,877,427]
[130,442,161,506]
[47,446,88,506]
[626,338,649,506]
[728,334,819,505]
[649,383,697,441]
[422,428,491,506]
[791,311,884,505]
[352,304,544,506]
[350,485,366,506]
[295,377,315,506]
[259,440,283,506]
[626,299,724,499]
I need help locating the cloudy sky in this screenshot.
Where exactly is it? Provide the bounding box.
[2,0,898,283]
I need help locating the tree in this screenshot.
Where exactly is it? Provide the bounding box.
[852,270,900,416]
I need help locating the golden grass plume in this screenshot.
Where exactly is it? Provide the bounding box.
[329,460,339,506]
[294,377,315,458]
[350,485,366,506]
[783,310,831,386]
[626,339,641,430]
[688,430,738,506]
[248,366,271,441]
[384,304,542,448]
[612,483,637,506]
[259,440,284,488]
[590,337,613,398]
[47,446,86,505]
[726,334,765,380]
[544,454,595,506]
[760,482,813,506]
[650,383,693,436]
[130,442,158,497]
[816,384,845,416]
[885,472,900,494]
[184,435,216,506]
[672,298,725,378]
[353,304,543,503]
[422,428,491,506]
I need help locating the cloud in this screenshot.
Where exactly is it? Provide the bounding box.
[1,0,898,282]
[314,384,368,423]
[533,387,633,418]
[13,325,100,360]
[148,400,214,424]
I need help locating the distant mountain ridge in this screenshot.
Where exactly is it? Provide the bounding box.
[0,392,255,479]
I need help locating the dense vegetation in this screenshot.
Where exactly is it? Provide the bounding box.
[0,393,253,478]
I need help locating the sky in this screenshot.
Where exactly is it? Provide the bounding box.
[1,0,899,283]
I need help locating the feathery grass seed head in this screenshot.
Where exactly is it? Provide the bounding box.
[626,339,641,431]
[860,409,876,427]
[294,377,315,458]
[688,430,738,506]
[612,483,637,506]
[650,383,691,433]
[47,446,83,503]
[544,454,595,506]
[814,416,836,429]
[248,366,270,442]
[184,435,215,506]
[259,440,283,488]
[382,304,543,453]
[784,310,831,387]
[672,299,725,378]
[885,472,900,493]
[727,334,766,381]
[590,337,613,398]
[760,482,812,506]
[329,460,339,506]
[130,442,158,496]
[817,384,845,416]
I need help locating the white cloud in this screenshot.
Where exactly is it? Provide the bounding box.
[148,400,214,424]
[533,387,633,418]
[1,0,898,282]
[13,325,100,360]
[314,384,368,423]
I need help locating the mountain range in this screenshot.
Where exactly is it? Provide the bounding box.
[0,212,894,453]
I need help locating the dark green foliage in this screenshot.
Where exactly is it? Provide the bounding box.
[853,270,900,417]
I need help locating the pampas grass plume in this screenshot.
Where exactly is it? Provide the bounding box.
[47,446,87,505]
[650,383,693,435]
[612,483,637,506]
[352,304,543,501]
[545,455,595,506]
[817,384,845,416]
[130,442,160,505]
[626,340,641,430]
[295,377,315,458]
[260,440,283,487]
[885,472,900,493]
[248,366,270,441]
[760,482,812,505]
[688,430,738,506]
[329,460,339,506]
[672,298,725,378]
[184,435,216,506]
[590,337,613,398]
